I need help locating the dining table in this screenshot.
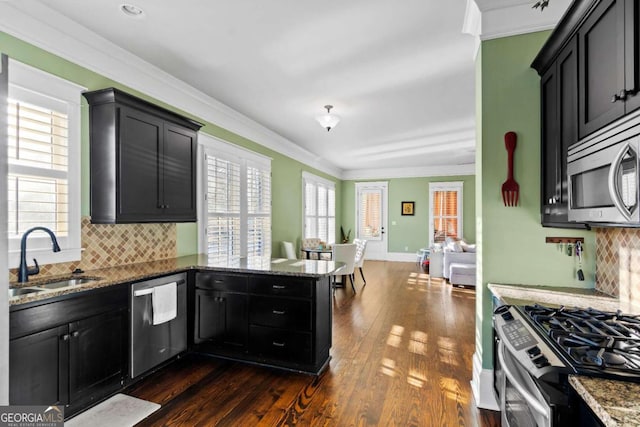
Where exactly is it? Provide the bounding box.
[301,248,333,260]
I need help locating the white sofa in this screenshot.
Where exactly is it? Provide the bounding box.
[443,251,476,279]
[442,240,476,287]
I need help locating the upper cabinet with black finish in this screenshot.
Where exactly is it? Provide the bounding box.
[578,0,640,138]
[83,88,203,223]
[540,37,583,227]
[532,0,640,229]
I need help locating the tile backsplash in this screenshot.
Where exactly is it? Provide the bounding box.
[596,228,640,301]
[9,217,176,282]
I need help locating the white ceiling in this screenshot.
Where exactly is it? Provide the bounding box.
[1,0,570,178]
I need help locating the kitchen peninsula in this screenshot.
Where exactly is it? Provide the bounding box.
[8,256,341,417]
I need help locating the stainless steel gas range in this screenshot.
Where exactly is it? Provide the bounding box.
[493,303,640,427]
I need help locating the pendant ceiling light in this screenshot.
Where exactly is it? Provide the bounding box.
[316,105,340,131]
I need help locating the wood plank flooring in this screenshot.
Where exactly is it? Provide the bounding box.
[127,261,501,426]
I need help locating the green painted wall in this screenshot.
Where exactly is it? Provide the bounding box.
[477,32,596,369]
[341,175,476,254]
[0,32,341,258]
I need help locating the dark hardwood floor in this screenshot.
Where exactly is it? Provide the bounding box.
[127,261,501,426]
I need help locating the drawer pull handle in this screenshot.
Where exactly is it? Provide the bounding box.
[272,341,286,347]
[214,280,224,284]
[272,285,286,290]
[272,310,286,315]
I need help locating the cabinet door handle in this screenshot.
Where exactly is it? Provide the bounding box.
[272,341,286,347]
[272,285,286,290]
[612,90,630,103]
[71,331,79,338]
[272,310,286,315]
[61,334,70,341]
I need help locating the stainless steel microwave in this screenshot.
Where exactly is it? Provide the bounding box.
[567,115,640,225]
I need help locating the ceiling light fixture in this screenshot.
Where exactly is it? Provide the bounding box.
[316,105,340,132]
[120,4,145,18]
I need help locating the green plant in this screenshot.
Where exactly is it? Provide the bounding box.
[340,226,352,243]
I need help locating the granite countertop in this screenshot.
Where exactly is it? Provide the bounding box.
[9,254,343,306]
[489,283,639,427]
[570,376,640,427]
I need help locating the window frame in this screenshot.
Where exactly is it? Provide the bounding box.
[429,181,463,246]
[302,171,336,245]
[197,133,272,259]
[6,59,85,268]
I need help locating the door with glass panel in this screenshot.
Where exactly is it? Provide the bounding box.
[356,182,388,260]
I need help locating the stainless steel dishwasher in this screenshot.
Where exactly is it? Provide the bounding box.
[130,273,187,378]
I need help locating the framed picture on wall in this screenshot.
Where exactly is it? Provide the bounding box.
[401,201,415,216]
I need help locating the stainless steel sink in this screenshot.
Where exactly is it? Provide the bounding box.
[8,288,43,297]
[36,277,99,289]
[9,277,100,298]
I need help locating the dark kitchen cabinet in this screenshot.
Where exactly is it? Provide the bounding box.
[10,286,127,417]
[540,37,587,228]
[10,325,69,407]
[578,0,640,138]
[247,275,330,371]
[194,272,248,350]
[83,88,202,224]
[68,310,126,408]
[193,271,332,374]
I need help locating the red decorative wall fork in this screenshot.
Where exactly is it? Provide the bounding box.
[501,131,519,206]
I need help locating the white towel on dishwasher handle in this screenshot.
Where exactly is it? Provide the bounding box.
[152,282,177,325]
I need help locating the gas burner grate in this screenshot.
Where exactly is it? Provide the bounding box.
[519,304,640,378]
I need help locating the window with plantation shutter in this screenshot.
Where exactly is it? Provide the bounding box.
[205,155,241,264]
[6,59,83,268]
[247,163,271,257]
[429,182,463,245]
[303,172,335,245]
[200,134,271,262]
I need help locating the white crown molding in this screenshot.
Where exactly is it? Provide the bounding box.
[342,163,476,181]
[0,2,343,179]
[463,0,572,43]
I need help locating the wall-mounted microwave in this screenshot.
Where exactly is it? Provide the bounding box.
[567,114,640,225]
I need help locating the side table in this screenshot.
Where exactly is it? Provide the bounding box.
[429,251,444,278]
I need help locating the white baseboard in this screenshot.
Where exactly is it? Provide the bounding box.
[471,351,500,411]
[383,252,419,262]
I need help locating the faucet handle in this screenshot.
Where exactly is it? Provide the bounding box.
[28,258,40,276]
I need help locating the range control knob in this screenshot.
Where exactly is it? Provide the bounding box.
[501,311,514,321]
[532,355,550,368]
[527,346,542,358]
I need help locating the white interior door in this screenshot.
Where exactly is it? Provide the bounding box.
[356,182,388,260]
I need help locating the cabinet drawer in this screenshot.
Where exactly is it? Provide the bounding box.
[196,272,248,292]
[249,276,312,298]
[250,296,311,331]
[249,325,312,363]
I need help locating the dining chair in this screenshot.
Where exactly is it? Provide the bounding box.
[331,243,358,292]
[353,238,368,285]
[282,241,296,259]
